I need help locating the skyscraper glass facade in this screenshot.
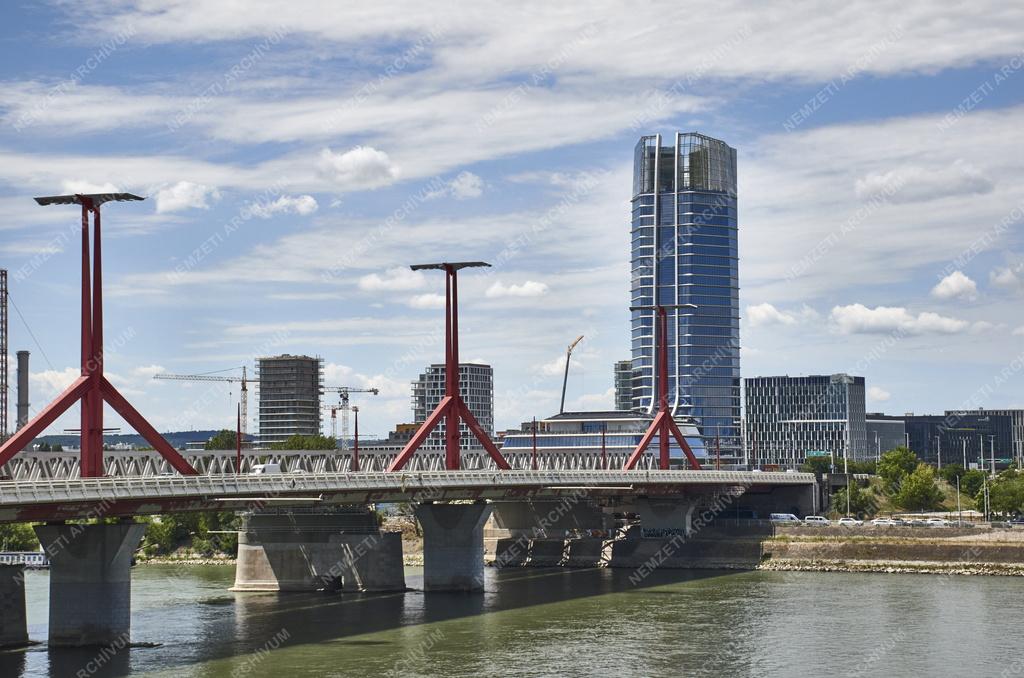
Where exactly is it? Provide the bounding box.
[630,133,741,461]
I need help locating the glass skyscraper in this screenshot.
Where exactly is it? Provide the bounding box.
[630,133,741,462]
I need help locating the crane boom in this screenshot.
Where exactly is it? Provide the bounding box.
[322,385,379,450]
[153,367,248,435]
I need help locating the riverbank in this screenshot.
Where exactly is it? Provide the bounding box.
[756,558,1024,576]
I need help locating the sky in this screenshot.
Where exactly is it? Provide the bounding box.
[0,1,1022,440]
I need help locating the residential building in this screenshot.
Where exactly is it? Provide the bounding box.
[630,132,741,462]
[744,374,867,467]
[256,354,324,446]
[412,363,494,450]
[614,360,633,411]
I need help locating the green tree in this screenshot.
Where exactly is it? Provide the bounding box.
[961,469,987,498]
[939,464,966,485]
[270,434,336,451]
[894,464,944,510]
[205,429,239,450]
[52,443,63,452]
[877,447,918,490]
[831,482,878,517]
[987,471,1024,516]
[0,523,39,551]
[800,456,833,474]
[847,460,877,475]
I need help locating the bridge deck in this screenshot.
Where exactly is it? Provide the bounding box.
[0,470,814,523]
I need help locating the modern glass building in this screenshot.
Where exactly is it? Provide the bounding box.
[630,133,741,463]
[744,374,868,467]
[256,354,324,446]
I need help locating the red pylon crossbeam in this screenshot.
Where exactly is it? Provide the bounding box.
[0,194,197,477]
[624,305,703,471]
[387,263,510,472]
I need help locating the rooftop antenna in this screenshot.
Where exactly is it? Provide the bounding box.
[0,193,197,476]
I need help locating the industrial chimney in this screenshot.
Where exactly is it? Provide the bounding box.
[16,350,28,429]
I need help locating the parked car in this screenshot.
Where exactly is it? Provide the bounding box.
[871,518,897,526]
[837,517,864,526]
[925,518,950,528]
[769,513,801,525]
[1007,517,1024,527]
[803,515,831,526]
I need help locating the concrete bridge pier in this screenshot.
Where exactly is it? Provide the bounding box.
[631,497,699,535]
[34,521,145,647]
[415,502,492,591]
[0,564,28,648]
[232,507,405,592]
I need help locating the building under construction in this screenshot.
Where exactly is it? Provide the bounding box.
[256,354,323,446]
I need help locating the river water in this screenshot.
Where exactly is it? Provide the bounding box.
[5,565,1023,677]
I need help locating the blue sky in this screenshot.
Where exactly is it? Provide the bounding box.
[1,1,1022,439]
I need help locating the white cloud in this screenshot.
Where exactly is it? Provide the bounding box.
[153,181,221,213]
[247,194,318,218]
[316,146,398,189]
[407,293,446,309]
[867,386,891,402]
[746,302,796,327]
[358,267,426,292]
[61,179,120,194]
[990,265,1023,292]
[829,304,969,335]
[485,280,549,298]
[30,367,79,399]
[449,171,483,199]
[131,365,166,380]
[969,321,996,334]
[854,161,993,204]
[1013,326,1024,336]
[931,270,978,301]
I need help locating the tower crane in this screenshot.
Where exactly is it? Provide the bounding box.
[153,366,249,435]
[322,386,378,450]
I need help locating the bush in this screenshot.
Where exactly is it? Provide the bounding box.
[939,464,966,485]
[961,470,987,498]
[831,483,878,518]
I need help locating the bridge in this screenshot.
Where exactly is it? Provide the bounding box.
[5,447,753,480]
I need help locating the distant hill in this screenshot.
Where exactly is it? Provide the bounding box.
[33,430,225,449]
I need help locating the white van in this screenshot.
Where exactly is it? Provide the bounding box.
[769,513,801,525]
[803,515,830,526]
[250,463,282,475]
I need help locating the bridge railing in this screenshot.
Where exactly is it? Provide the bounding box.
[1,448,683,480]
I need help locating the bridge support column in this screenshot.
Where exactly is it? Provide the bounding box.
[415,502,491,591]
[34,522,145,647]
[232,508,405,592]
[0,565,28,648]
[632,497,698,535]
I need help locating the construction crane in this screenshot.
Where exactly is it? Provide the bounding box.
[322,386,378,450]
[559,335,585,414]
[153,367,249,435]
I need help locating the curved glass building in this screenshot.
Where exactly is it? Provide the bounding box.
[630,133,741,464]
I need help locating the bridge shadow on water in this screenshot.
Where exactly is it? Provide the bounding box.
[2,565,749,677]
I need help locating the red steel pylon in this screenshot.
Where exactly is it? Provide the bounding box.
[623,305,703,471]
[387,262,510,472]
[0,193,197,477]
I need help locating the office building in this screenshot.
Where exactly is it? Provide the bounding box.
[906,412,1014,468]
[865,412,906,459]
[945,408,1024,468]
[257,354,324,445]
[614,360,633,411]
[412,363,493,450]
[744,374,867,467]
[500,410,706,463]
[630,132,741,462]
